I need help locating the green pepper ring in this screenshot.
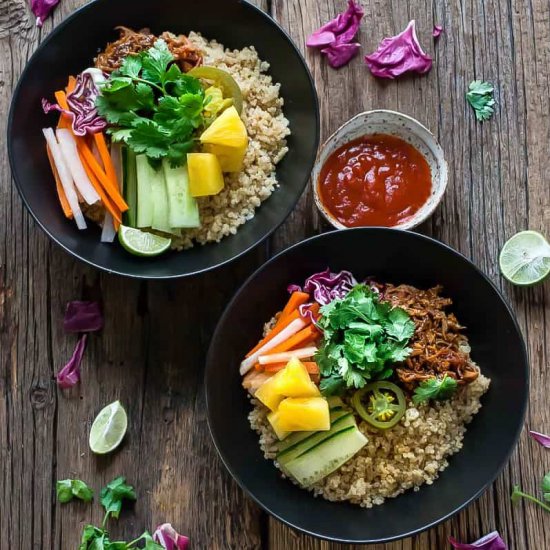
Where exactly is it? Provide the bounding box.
[188,66,244,114]
[351,381,406,429]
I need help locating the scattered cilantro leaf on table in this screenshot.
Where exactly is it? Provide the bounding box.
[96,39,205,167]
[412,374,458,405]
[100,476,137,521]
[315,285,415,395]
[56,479,94,503]
[466,80,496,121]
[511,471,550,513]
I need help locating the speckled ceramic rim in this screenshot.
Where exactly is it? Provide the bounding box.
[312,110,448,231]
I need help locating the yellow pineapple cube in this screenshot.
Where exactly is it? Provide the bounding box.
[277,397,330,432]
[273,358,320,398]
[202,142,247,173]
[187,153,225,197]
[267,411,290,440]
[254,375,284,412]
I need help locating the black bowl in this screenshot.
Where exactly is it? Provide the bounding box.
[206,228,528,544]
[8,0,319,279]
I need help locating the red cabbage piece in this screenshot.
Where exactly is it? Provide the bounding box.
[56,334,87,389]
[64,301,104,333]
[153,523,190,550]
[365,20,433,79]
[31,0,60,27]
[433,24,444,38]
[449,531,507,550]
[298,303,321,324]
[290,269,357,305]
[306,0,364,68]
[529,430,550,448]
[42,69,107,136]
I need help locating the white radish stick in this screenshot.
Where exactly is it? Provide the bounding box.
[56,129,100,205]
[42,128,87,230]
[258,347,318,365]
[101,211,117,243]
[239,317,307,375]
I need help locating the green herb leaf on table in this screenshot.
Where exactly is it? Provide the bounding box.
[466,80,496,121]
[412,374,458,405]
[316,285,415,394]
[542,472,550,502]
[56,479,94,503]
[511,473,550,513]
[100,476,137,520]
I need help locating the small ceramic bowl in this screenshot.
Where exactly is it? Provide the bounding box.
[312,110,448,230]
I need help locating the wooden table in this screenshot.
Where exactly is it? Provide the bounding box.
[1,0,549,548]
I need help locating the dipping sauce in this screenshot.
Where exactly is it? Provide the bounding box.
[318,134,432,227]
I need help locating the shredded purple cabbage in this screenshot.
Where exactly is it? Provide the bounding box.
[529,430,550,448]
[449,531,507,550]
[433,24,444,38]
[365,20,433,79]
[153,523,190,550]
[56,334,87,389]
[31,0,60,27]
[306,0,364,68]
[64,301,104,333]
[42,69,107,136]
[290,269,357,305]
[298,303,320,325]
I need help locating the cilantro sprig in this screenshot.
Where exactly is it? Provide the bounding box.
[466,80,496,122]
[315,285,415,395]
[412,374,458,405]
[56,479,94,503]
[511,472,550,513]
[96,39,205,167]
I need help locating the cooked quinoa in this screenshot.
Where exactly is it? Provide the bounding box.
[171,33,290,250]
[249,374,490,508]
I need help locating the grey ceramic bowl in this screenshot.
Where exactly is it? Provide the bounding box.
[312,110,448,230]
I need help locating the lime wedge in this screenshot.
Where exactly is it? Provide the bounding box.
[118,225,171,257]
[499,231,550,286]
[89,400,128,455]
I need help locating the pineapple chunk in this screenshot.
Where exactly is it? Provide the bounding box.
[254,376,285,412]
[273,358,320,398]
[277,397,331,432]
[200,106,248,173]
[187,153,225,197]
[267,411,290,440]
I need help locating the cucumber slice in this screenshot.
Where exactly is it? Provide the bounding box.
[326,396,344,409]
[277,408,349,453]
[135,155,154,228]
[277,413,356,466]
[150,166,171,233]
[162,161,200,228]
[283,426,368,487]
[122,148,137,228]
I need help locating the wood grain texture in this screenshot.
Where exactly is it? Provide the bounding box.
[0,0,548,548]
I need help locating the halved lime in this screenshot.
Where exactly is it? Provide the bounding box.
[89,400,128,455]
[499,231,550,286]
[118,225,171,257]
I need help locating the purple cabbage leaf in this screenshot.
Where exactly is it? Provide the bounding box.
[31,0,60,27]
[449,531,507,550]
[433,24,444,38]
[153,523,190,550]
[56,334,87,389]
[289,269,357,306]
[529,430,550,448]
[64,301,104,333]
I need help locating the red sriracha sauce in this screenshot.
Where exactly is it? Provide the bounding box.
[317,134,432,227]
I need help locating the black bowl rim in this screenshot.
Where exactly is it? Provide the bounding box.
[7,0,320,280]
[205,227,529,544]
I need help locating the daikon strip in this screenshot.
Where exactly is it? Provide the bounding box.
[56,129,100,205]
[42,128,87,230]
[239,317,307,375]
[258,347,318,365]
[101,211,117,243]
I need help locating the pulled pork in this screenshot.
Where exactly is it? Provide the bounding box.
[94,27,202,73]
[379,284,479,389]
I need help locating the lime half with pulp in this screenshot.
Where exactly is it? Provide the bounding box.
[89,400,128,455]
[118,225,171,257]
[499,231,550,286]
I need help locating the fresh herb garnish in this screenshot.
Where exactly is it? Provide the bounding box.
[466,80,496,121]
[96,39,205,167]
[511,472,550,513]
[315,285,415,395]
[412,374,458,404]
[100,476,137,523]
[56,479,94,503]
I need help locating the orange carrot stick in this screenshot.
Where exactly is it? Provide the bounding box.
[265,325,319,356]
[93,133,117,187]
[263,361,320,375]
[46,144,73,219]
[65,76,77,94]
[274,291,310,327]
[55,90,72,130]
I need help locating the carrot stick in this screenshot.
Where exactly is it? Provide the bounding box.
[46,144,73,219]
[274,291,310,328]
[245,309,302,358]
[65,76,77,94]
[93,133,118,187]
[266,325,319,356]
[263,361,319,374]
[76,139,128,211]
[80,155,122,223]
[55,90,72,130]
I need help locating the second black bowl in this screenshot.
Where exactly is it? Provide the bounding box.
[206,228,528,543]
[8,0,319,278]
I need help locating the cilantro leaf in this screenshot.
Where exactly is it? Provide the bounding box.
[100,476,136,519]
[126,120,171,159]
[466,80,496,122]
[140,532,164,550]
[79,525,106,550]
[141,39,174,84]
[543,472,550,503]
[56,479,93,503]
[412,375,458,405]
[385,308,415,342]
[319,374,347,396]
[119,55,143,79]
